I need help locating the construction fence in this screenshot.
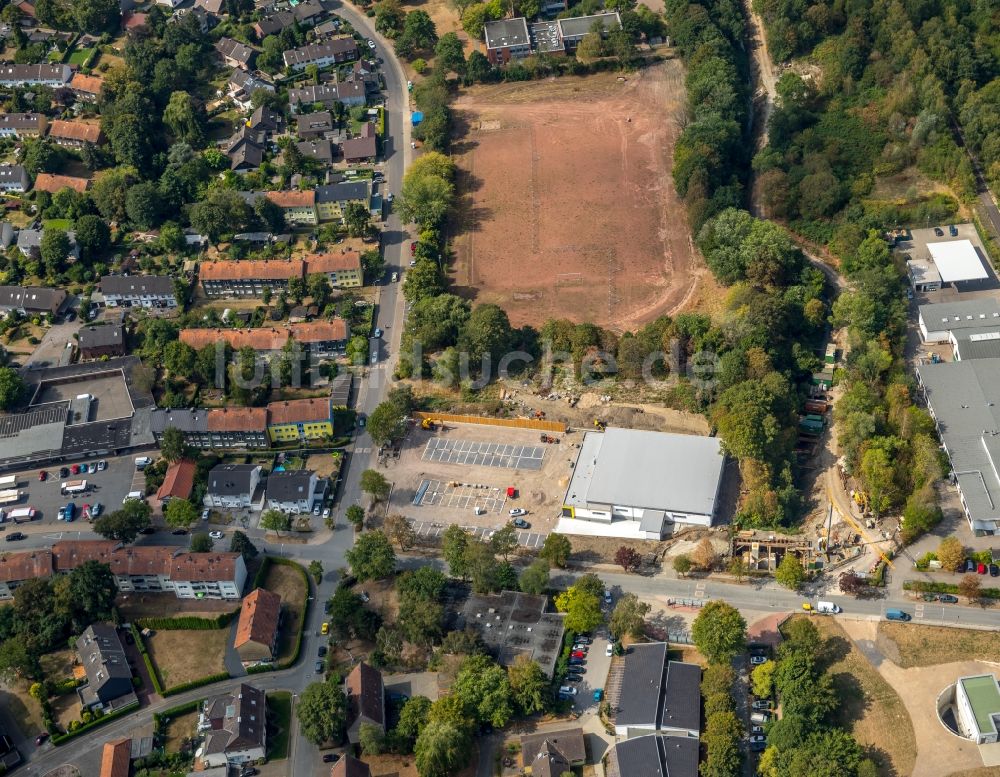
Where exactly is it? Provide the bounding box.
[411,411,567,433]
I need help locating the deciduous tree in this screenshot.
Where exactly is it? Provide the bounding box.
[260,509,292,535]
[775,552,805,590]
[692,600,746,664]
[384,514,417,550]
[93,500,151,543]
[614,545,642,572]
[554,584,603,634]
[190,532,213,552]
[414,720,471,777]
[346,530,396,581]
[442,524,471,579]
[937,536,965,572]
[297,676,347,745]
[539,533,571,568]
[673,553,692,577]
[508,655,548,715]
[360,469,391,501]
[609,593,650,639]
[164,498,198,530]
[518,558,549,595]
[959,574,982,603]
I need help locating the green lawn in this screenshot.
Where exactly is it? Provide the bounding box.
[67,47,95,66]
[267,691,292,760]
[42,219,72,231]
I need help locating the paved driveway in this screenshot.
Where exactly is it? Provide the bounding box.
[20,318,79,370]
[565,636,612,713]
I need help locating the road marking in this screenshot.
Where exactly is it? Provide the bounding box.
[915,603,925,619]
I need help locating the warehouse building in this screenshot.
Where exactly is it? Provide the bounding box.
[559,428,725,539]
[916,358,1000,534]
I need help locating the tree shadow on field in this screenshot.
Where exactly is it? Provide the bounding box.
[819,634,853,669]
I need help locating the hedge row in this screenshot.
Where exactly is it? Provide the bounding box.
[51,700,139,745]
[251,556,273,590]
[153,699,202,736]
[136,610,238,630]
[271,557,310,670]
[131,623,166,696]
[903,580,1000,599]
[163,672,231,698]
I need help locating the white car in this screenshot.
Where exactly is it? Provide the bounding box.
[323,508,330,518]
[366,39,376,49]
[201,508,210,521]
[604,589,612,604]
[509,508,527,517]
[572,643,588,652]
[97,460,107,471]
[606,643,614,657]
[558,686,578,696]
[209,530,224,540]
[750,655,768,665]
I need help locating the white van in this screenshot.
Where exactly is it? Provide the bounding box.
[816,601,841,614]
[134,456,151,470]
[123,491,144,504]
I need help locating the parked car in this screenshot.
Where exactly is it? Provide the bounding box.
[749,741,767,753]
[318,645,327,657]
[563,674,583,683]
[991,564,1000,577]
[321,622,330,635]
[605,643,614,657]
[512,517,529,528]
[201,508,210,521]
[5,532,24,541]
[139,526,156,535]
[374,328,382,338]
[572,643,588,652]
[571,650,586,659]
[34,733,48,746]
[509,508,527,517]
[97,460,107,471]
[934,227,944,236]
[750,655,768,665]
[751,700,772,711]
[171,528,187,535]
[575,636,592,644]
[366,38,376,49]
[938,594,959,603]
[315,661,324,673]
[604,589,612,604]
[751,725,764,734]
[59,467,69,478]
[749,736,767,744]
[360,590,370,603]
[593,689,604,702]
[38,470,46,481]
[410,242,417,255]
[558,686,578,696]
[965,559,976,573]
[123,630,134,645]
[568,657,585,666]
[312,505,321,516]
[209,531,224,540]
[978,562,988,574]
[322,754,339,763]
[70,464,81,475]
[87,463,97,474]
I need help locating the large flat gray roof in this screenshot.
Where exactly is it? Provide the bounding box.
[557,11,620,39]
[919,298,1000,332]
[564,428,724,518]
[917,359,1000,532]
[484,17,530,49]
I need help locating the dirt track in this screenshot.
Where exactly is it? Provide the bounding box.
[450,62,702,332]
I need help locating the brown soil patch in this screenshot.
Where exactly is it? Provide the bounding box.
[163,709,199,754]
[264,562,309,663]
[119,593,237,621]
[450,62,701,332]
[145,629,229,689]
[365,746,478,777]
[878,622,1000,668]
[947,770,1000,777]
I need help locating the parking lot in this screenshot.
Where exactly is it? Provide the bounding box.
[409,519,547,548]
[0,454,141,531]
[421,438,546,470]
[563,634,613,712]
[414,479,507,513]
[384,422,573,535]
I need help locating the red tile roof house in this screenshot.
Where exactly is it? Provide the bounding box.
[100,738,132,777]
[156,459,197,506]
[199,258,304,298]
[47,119,104,148]
[234,587,282,664]
[345,662,385,743]
[32,172,90,194]
[331,754,372,777]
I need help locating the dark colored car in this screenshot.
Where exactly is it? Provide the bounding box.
[388,692,409,703]
[59,466,69,478]
[123,630,135,644]
[318,645,327,657]
[965,559,976,573]
[749,741,766,753]
[563,674,583,683]
[513,518,529,528]
[991,564,1000,577]
[322,754,339,763]
[568,657,585,666]
[139,526,157,534]
[171,529,188,535]
[934,227,944,236]
[34,733,48,746]
[5,532,24,541]
[575,636,592,644]
[938,594,959,603]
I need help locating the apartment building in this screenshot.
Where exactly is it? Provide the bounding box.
[265,190,317,225]
[0,64,71,86]
[265,469,320,513]
[48,119,104,148]
[199,259,302,297]
[150,407,271,451]
[288,80,366,112]
[100,274,177,308]
[0,165,29,192]
[69,72,103,101]
[304,251,363,288]
[0,113,46,138]
[315,180,371,223]
[0,540,249,600]
[282,38,359,70]
[204,463,265,511]
[266,397,334,442]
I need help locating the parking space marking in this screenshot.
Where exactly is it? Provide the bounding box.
[415,479,506,513]
[408,519,547,547]
[421,438,545,470]
[914,603,925,619]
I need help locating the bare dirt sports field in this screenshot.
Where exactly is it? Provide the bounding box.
[450,61,700,331]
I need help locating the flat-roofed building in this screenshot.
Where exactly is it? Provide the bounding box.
[560,427,725,539]
[484,17,531,65]
[956,674,1000,744]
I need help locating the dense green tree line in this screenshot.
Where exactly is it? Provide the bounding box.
[665,0,751,231]
[753,0,991,237]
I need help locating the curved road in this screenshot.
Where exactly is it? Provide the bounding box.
[21,3,415,775]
